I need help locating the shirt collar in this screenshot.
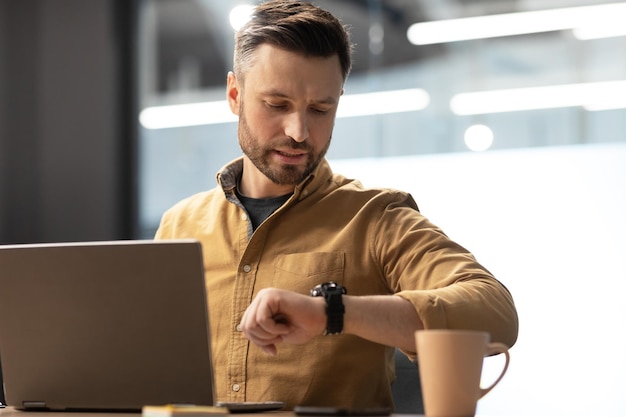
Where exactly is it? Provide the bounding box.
[216,157,333,201]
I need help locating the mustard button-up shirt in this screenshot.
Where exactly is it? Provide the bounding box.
[155,157,518,410]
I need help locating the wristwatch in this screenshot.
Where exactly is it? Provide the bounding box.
[310,281,347,335]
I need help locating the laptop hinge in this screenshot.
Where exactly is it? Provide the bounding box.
[23,401,48,410]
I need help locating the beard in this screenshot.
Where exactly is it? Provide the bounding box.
[238,102,331,186]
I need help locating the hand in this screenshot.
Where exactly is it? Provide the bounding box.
[239,287,326,355]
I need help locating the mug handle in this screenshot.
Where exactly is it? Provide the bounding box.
[478,342,510,399]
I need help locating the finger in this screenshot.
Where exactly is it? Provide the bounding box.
[247,331,283,346]
[245,318,289,345]
[258,314,290,334]
[260,343,278,356]
[253,300,291,335]
[240,305,287,340]
[246,332,283,356]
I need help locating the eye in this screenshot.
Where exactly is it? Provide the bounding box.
[265,102,288,111]
[310,107,331,115]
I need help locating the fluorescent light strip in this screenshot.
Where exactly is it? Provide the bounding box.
[450,80,626,115]
[584,96,626,112]
[139,101,237,130]
[139,88,430,130]
[573,21,626,40]
[336,88,430,118]
[407,3,626,45]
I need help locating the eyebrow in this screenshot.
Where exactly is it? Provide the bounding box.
[260,88,338,105]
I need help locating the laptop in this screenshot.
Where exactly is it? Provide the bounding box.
[0,239,282,412]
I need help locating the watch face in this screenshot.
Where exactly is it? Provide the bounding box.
[310,281,347,296]
[310,285,324,297]
[324,282,347,294]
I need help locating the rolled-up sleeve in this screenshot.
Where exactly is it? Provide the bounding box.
[397,279,518,348]
[375,191,519,350]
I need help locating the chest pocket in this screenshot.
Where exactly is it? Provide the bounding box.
[273,252,345,294]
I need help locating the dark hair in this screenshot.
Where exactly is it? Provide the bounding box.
[234,0,353,82]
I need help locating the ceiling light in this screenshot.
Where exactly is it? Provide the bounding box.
[450,80,626,115]
[336,89,430,118]
[573,17,626,40]
[464,124,494,152]
[583,96,626,112]
[229,4,254,31]
[139,101,237,130]
[407,3,626,45]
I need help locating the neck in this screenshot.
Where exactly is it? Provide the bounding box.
[239,158,295,199]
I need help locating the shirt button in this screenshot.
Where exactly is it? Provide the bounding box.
[243,264,251,273]
[232,383,241,392]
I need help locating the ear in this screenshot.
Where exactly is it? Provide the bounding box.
[226,72,241,116]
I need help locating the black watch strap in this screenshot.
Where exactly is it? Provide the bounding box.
[310,282,347,335]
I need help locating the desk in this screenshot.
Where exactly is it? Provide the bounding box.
[0,407,423,417]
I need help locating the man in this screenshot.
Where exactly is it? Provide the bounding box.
[155,0,518,410]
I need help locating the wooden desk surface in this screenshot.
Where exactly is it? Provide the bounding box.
[0,407,423,417]
[0,408,135,417]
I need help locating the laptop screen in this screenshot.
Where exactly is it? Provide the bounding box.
[0,239,215,411]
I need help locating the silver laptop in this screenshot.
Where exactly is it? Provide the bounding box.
[0,239,215,411]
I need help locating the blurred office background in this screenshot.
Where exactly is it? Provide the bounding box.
[1,0,625,416]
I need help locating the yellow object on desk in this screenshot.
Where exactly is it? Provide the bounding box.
[142,405,229,417]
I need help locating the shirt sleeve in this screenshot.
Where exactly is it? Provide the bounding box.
[373,190,519,351]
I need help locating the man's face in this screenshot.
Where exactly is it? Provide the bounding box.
[227,44,344,192]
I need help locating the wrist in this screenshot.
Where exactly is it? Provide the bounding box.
[310,282,347,335]
[311,296,328,336]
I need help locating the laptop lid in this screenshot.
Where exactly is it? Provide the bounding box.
[0,239,215,411]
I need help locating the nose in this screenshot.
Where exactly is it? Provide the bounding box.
[284,111,309,143]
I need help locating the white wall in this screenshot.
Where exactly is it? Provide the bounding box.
[331,143,626,417]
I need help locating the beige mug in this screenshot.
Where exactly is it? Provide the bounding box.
[415,329,510,417]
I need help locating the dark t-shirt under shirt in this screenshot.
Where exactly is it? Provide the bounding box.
[236,189,292,231]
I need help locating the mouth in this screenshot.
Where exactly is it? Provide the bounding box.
[273,149,308,164]
[277,149,306,157]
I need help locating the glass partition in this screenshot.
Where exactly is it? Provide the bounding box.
[137,0,626,236]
